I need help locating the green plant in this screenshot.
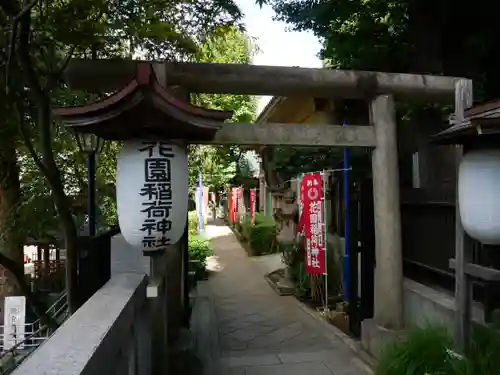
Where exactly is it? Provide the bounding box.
[188,210,202,237]
[233,212,278,255]
[376,324,500,375]
[294,261,310,298]
[246,213,278,256]
[376,325,461,375]
[240,214,253,241]
[467,325,500,374]
[188,235,212,279]
[216,205,224,219]
[235,215,245,235]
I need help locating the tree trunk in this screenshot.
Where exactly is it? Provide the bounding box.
[36,101,80,314]
[0,137,58,328]
[0,140,23,264]
[11,4,80,313]
[0,139,23,322]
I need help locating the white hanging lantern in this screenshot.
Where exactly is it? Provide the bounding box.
[116,141,188,251]
[458,149,500,244]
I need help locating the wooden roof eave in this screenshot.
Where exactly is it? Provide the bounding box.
[431,117,500,145]
[53,63,233,140]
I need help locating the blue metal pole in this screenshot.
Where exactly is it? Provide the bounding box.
[343,123,351,301]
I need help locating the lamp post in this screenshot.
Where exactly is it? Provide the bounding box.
[74,133,104,237]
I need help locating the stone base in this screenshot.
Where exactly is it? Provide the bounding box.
[361,319,404,359]
[264,274,295,296]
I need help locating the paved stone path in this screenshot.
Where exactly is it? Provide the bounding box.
[191,221,373,375]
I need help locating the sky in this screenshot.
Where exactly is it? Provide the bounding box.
[235,0,323,113]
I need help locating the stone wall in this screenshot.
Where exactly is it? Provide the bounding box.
[403,278,484,332]
[12,273,150,375]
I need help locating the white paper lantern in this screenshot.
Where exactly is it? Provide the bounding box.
[116,141,188,251]
[459,149,500,244]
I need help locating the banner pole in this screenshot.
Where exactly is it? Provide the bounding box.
[298,173,304,217]
[322,170,329,311]
[197,171,204,234]
[343,122,351,302]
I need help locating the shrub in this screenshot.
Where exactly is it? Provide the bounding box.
[238,214,252,241]
[188,235,212,279]
[246,213,278,256]
[188,210,201,237]
[235,214,244,234]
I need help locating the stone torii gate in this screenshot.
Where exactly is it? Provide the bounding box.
[58,59,472,362]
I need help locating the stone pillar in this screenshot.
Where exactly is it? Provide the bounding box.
[149,253,169,375]
[362,95,404,356]
[166,241,182,342]
[110,235,169,373]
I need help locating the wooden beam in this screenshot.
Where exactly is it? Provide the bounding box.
[449,259,500,281]
[66,59,465,103]
[200,123,376,147]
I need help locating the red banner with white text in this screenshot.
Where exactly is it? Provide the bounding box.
[299,173,326,275]
[228,189,233,224]
[230,188,238,224]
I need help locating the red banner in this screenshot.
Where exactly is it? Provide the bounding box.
[228,189,233,224]
[300,173,326,275]
[249,189,256,225]
[230,188,238,224]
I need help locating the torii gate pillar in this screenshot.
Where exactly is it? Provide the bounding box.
[371,95,404,329]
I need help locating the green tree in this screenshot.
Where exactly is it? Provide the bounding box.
[255,0,500,185]
[189,27,259,192]
[261,0,500,100]
[1,0,243,314]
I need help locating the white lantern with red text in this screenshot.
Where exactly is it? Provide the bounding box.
[459,149,500,244]
[116,141,188,252]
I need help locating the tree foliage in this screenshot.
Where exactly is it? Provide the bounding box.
[1,0,244,313]
[261,0,499,101]
[189,27,259,192]
[256,0,500,182]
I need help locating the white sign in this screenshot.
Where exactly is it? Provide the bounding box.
[3,296,26,351]
[117,141,188,251]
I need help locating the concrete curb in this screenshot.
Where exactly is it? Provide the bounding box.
[292,295,376,373]
[264,274,294,296]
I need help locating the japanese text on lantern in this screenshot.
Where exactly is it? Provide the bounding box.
[303,173,326,275]
[138,142,174,251]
